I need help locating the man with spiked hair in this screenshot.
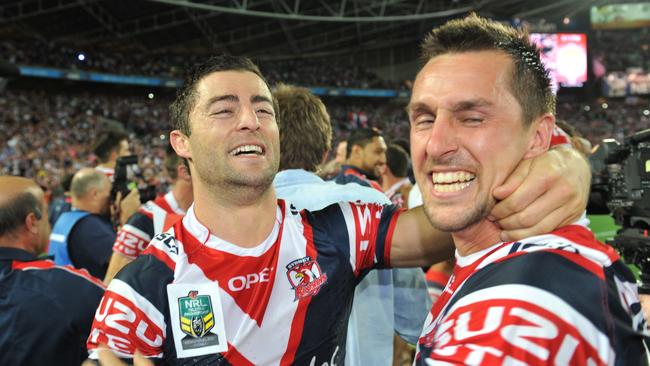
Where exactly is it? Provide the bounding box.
[410,14,648,364]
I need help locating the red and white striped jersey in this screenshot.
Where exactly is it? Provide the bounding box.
[416,221,649,365]
[113,192,185,260]
[88,199,402,365]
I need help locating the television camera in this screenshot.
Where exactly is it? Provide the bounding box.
[112,155,157,205]
[590,129,650,292]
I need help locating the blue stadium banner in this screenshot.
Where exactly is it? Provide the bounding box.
[18,65,403,97]
[18,66,183,88]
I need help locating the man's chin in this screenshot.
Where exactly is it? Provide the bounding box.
[423,205,486,233]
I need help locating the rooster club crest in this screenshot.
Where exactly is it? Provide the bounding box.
[286,256,328,300]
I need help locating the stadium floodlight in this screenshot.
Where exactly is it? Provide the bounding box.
[77,53,86,61]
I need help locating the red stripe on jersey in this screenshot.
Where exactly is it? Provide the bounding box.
[550,125,572,148]
[114,229,150,259]
[163,213,183,232]
[350,203,384,273]
[12,259,105,288]
[142,245,177,272]
[492,247,606,281]
[369,180,383,192]
[154,194,174,213]
[224,343,255,366]
[382,208,402,267]
[546,249,605,280]
[180,206,285,327]
[426,268,452,288]
[552,225,620,262]
[87,290,165,357]
[420,298,607,365]
[280,213,317,366]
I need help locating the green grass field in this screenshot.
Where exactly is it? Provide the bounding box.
[588,214,640,278]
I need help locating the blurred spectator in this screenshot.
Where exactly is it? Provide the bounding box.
[93,127,131,181]
[48,168,138,279]
[104,145,193,284]
[381,144,412,208]
[48,172,73,227]
[333,127,387,191]
[0,176,104,365]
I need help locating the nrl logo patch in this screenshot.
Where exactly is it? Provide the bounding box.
[178,290,220,350]
[286,256,328,301]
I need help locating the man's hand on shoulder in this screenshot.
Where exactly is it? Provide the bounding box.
[490,147,590,241]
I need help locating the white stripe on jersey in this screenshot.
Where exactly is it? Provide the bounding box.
[152,204,168,236]
[108,279,167,334]
[121,224,152,243]
[338,202,357,273]
[163,191,186,215]
[614,275,647,332]
[444,284,614,364]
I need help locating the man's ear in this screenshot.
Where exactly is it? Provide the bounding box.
[24,212,39,235]
[523,113,554,160]
[177,163,191,181]
[170,130,192,160]
[350,144,363,159]
[320,150,331,166]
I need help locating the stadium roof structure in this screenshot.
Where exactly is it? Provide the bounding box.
[0,0,599,61]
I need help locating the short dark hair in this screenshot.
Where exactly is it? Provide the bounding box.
[274,84,332,172]
[346,127,383,159]
[169,55,275,136]
[386,144,410,178]
[93,129,128,162]
[0,191,42,237]
[420,13,555,125]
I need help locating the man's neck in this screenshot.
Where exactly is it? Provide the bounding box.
[97,161,115,170]
[171,183,193,212]
[343,161,375,179]
[381,173,402,191]
[71,199,94,214]
[452,219,503,257]
[0,234,35,254]
[192,182,278,248]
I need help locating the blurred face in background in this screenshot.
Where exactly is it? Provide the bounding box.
[31,187,51,254]
[117,139,131,158]
[95,175,112,217]
[358,136,387,179]
[335,141,347,164]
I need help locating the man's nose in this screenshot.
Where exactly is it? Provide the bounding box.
[237,106,261,131]
[425,112,458,159]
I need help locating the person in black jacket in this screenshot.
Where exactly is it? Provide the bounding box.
[0,176,105,366]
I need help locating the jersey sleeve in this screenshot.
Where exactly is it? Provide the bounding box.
[315,201,403,277]
[113,211,155,260]
[87,233,176,359]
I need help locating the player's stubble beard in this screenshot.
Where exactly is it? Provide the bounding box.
[194,149,280,202]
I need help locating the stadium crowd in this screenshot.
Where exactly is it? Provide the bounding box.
[1,39,405,89]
